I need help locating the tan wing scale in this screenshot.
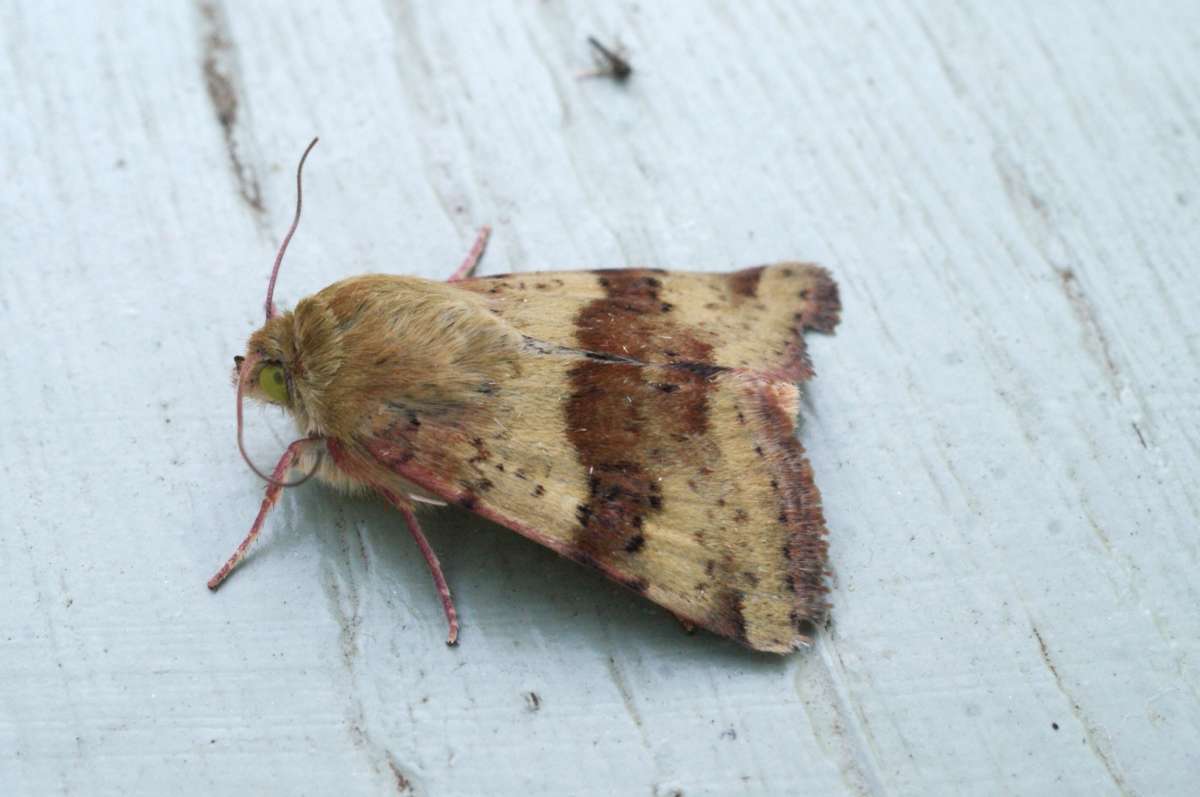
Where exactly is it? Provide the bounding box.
[456,264,839,380]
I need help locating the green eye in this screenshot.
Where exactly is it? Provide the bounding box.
[258,364,289,403]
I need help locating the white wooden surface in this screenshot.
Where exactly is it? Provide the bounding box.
[2,1,1198,794]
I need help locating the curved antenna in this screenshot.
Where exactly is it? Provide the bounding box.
[236,353,322,487]
[264,137,319,320]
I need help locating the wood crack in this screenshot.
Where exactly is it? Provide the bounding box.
[197,0,264,215]
[1032,625,1133,796]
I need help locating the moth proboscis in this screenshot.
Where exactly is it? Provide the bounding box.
[209,139,841,653]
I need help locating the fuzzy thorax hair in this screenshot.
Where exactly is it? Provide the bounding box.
[243,275,525,441]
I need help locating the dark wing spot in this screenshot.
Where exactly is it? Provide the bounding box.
[566,270,725,574]
[671,362,727,379]
[711,589,748,644]
[729,266,765,298]
[623,577,649,594]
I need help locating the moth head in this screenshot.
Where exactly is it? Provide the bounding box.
[233,306,341,485]
[233,137,321,485]
[233,302,305,403]
[232,350,292,408]
[232,319,299,480]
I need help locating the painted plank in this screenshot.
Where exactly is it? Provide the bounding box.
[1,1,1197,794]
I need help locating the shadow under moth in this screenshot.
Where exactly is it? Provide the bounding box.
[209,140,841,653]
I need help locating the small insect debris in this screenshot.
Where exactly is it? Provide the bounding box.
[581,36,633,82]
[208,140,841,653]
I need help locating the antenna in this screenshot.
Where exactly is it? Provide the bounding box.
[264,137,319,320]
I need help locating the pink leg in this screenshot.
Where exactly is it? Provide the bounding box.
[208,438,319,590]
[380,491,460,645]
[446,225,491,282]
[402,505,460,646]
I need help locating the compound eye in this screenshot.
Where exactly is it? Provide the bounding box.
[258,363,288,404]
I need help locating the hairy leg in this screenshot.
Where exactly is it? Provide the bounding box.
[379,489,460,646]
[208,437,323,590]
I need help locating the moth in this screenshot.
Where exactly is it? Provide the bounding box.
[209,139,841,653]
